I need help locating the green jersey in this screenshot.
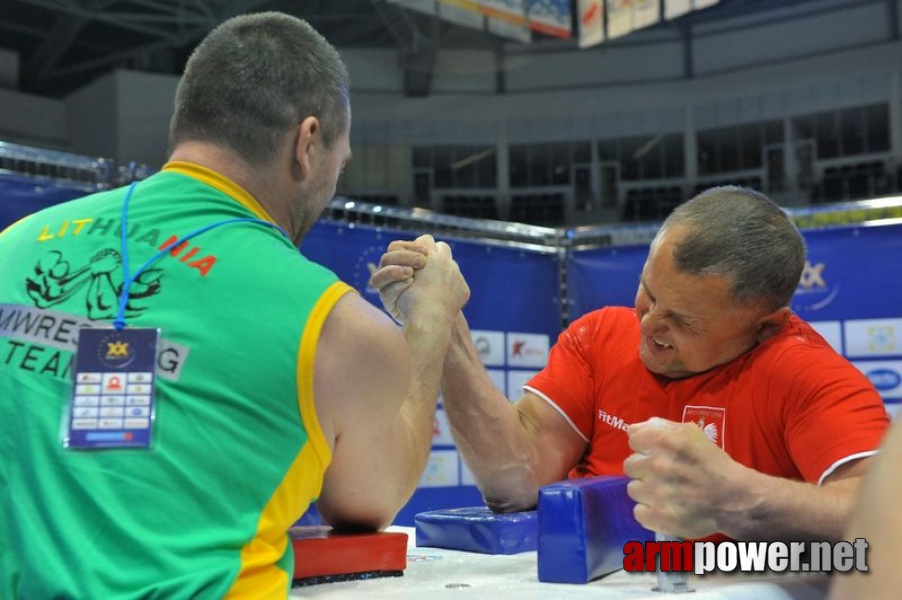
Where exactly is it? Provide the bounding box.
[0,162,352,598]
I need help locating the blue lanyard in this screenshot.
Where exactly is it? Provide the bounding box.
[113,181,288,331]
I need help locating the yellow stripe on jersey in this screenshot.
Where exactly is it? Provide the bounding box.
[162,161,278,224]
[297,281,354,469]
[225,280,353,598]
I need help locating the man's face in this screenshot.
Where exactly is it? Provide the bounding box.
[634,228,766,379]
[294,108,352,243]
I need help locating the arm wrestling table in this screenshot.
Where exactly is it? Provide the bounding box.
[289,526,831,600]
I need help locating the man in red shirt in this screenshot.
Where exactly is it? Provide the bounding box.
[372,186,889,541]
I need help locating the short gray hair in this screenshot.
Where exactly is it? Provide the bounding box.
[659,186,806,310]
[169,12,350,164]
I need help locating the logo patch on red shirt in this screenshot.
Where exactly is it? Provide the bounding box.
[682,406,726,449]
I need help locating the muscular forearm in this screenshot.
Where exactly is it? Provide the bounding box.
[441,313,541,512]
[392,310,456,503]
[717,467,862,542]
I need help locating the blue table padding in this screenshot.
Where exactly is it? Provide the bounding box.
[537,475,654,583]
[414,506,538,554]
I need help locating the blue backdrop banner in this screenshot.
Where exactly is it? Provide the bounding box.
[0,174,96,231]
[567,243,648,320]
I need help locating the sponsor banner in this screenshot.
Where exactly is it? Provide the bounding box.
[419,449,461,487]
[507,369,540,401]
[606,0,633,39]
[792,224,902,321]
[793,257,839,316]
[438,0,487,30]
[388,0,532,41]
[439,0,482,12]
[471,329,506,366]
[852,360,902,398]
[526,0,573,39]
[480,0,528,25]
[844,319,902,358]
[886,400,902,421]
[790,204,902,230]
[507,332,550,367]
[578,0,605,48]
[664,0,691,19]
[433,407,456,445]
[633,0,660,31]
[488,16,532,41]
[809,321,843,354]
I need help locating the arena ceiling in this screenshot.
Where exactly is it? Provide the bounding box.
[0,0,865,99]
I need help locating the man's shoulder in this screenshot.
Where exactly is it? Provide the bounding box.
[316,290,408,383]
[323,290,402,344]
[561,305,638,353]
[745,314,852,379]
[766,314,838,355]
[573,305,637,328]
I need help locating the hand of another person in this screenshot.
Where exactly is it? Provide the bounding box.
[623,417,747,539]
[399,235,469,324]
[369,236,432,324]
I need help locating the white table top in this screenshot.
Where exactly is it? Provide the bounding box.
[290,527,831,599]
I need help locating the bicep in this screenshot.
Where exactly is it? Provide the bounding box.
[313,294,412,529]
[515,391,589,486]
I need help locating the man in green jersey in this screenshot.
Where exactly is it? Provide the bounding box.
[0,12,468,598]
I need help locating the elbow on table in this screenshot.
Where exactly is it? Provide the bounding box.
[483,490,539,514]
[317,498,400,533]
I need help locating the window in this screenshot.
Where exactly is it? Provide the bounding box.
[442,195,499,219]
[695,120,778,175]
[510,193,564,226]
[509,141,589,188]
[793,103,890,159]
[413,144,496,189]
[841,107,866,156]
[815,112,840,159]
[865,104,889,153]
[598,133,684,181]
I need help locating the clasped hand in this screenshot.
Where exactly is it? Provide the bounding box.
[369,234,469,324]
[624,417,747,539]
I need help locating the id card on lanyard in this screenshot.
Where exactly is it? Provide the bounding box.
[61,179,288,450]
[66,327,159,449]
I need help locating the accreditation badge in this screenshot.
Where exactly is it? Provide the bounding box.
[65,327,159,449]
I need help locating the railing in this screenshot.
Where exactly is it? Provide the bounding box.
[5,140,902,250]
[0,141,150,190]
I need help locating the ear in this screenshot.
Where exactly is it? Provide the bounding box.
[755,306,791,343]
[294,116,321,179]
